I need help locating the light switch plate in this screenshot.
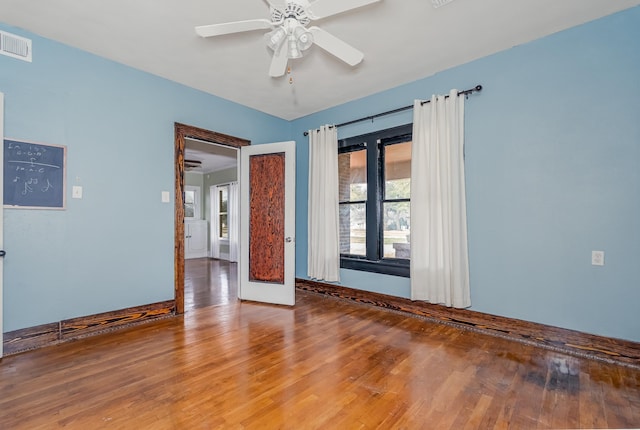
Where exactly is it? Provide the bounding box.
[161,191,170,203]
[592,250,605,266]
[72,186,83,199]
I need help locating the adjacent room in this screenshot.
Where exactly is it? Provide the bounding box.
[1,0,639,428]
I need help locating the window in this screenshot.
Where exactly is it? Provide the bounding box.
[184,185,201,220]
[338,124,412,277]
[218,186,228,239]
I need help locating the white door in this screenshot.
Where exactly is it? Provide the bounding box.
[188,220,208,256]
[0,92,4,358]
[185,220,208,259]
[239,141,295,306]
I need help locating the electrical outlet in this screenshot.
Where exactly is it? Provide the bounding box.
[592,250,605,266]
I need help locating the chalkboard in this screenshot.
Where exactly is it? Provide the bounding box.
[3,139,66,209]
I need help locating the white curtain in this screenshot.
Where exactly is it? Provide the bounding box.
[228,182,239,263]
[307,125,340,282]
[410,89,470,308]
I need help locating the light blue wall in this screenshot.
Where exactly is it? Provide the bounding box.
[0,23,290,331]
[292,7,640,342]
[2,7,639,343]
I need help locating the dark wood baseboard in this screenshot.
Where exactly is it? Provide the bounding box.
[3,300,176,356]
[2,323,60,355]
[296,278,640,368]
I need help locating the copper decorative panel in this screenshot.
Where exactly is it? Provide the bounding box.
[249,152,285,284]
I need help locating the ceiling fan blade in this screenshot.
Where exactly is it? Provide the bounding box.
[269,45,289,77]
[195,19,273,38]
[308,26,363,66]
[307,0,380,20]
[265,0,287,10]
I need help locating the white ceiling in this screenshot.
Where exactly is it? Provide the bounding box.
[185,138,237,174]
[1,0,639,121]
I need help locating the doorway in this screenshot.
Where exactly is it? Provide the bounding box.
[184,258,237,311]
[174,123,249,314]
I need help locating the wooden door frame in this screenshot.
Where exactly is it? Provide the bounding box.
[174,123,249,314]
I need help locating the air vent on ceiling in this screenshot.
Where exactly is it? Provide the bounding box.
[0,30,32,62]
[431,0,454,8]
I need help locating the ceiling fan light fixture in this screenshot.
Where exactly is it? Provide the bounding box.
[287,37,302,59]
[293,26,313,51]
[197,0,382,76]
[265,26,287,51]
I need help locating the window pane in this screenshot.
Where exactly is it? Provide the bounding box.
[185,204,195,218]
[185,190,195,205]
[339,149,367,202]
[383,201,410,259]
[219,188,228,213]
[339,203,366,256]
[219,214,228,238]
[385,141,411,200]
[185,186,201,219]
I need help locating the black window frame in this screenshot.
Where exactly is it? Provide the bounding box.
[338,123,412,277]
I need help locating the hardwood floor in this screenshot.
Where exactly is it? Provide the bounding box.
[1,261,639,429]
[184,258,237,311]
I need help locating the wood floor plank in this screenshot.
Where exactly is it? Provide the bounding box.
[1,259,639,429]
[297,278,640,368]
[579,367,608,429]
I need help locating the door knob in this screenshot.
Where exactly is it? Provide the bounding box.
[285,237,293,243]
[0,250,5,257]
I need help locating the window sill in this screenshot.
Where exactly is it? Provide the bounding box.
[340,257,409,278]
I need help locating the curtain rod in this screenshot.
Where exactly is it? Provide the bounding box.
[212,181,235,187]
[303,84,482,136]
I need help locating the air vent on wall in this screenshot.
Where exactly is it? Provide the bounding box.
[0,30,32,62]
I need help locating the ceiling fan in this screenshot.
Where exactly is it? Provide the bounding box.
[184,159,202,171]
[195,0,381,77]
